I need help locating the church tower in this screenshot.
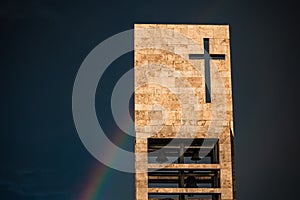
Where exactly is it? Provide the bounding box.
[134,24,235,200]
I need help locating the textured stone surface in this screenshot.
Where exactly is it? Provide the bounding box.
[148,164,220,170]
[135,24,235,200]
[148,188,222,194]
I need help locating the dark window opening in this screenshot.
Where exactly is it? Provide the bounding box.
[148,138,219,164]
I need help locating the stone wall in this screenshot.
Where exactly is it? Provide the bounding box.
[134,24,235,200]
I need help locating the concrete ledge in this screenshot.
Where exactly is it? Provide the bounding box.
[148,188,221,194]
[148,164,220,170]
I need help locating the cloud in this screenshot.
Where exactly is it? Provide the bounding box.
[0,168,71,199]
[0,184,68,200]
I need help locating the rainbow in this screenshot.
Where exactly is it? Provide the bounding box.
[77,164,109,200]
[77,124,134,200]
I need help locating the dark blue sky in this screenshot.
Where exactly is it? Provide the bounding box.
[0,0,299,199]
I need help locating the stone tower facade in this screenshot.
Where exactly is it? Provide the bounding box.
[134,24,235,200]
